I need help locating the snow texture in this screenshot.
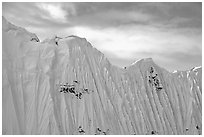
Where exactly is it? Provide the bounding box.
[2,17,202,135]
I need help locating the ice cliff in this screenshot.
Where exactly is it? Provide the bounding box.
[2,17,202,135]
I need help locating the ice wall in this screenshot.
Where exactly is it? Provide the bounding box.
[2,17,202,135]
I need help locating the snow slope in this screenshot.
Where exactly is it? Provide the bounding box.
[2,17,202,135]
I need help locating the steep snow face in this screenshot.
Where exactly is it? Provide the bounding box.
[2,18,202,135]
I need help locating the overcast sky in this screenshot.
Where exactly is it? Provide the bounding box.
[2,2,202,71]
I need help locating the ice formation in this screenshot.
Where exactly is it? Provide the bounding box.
[2,17,202,135]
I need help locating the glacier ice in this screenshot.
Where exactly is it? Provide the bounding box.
[2,17,202,135]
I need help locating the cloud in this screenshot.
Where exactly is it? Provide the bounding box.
[70,9,152,28]
[3,2,77,40]
[69,23,201,71]
[67,2,201,29]
[71,24,201,54]
[2,2,202,71]
[36,3,67,21]
[35,2,76,22]
[2,3,74,28]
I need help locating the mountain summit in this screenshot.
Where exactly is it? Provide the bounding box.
[2,17,202,135]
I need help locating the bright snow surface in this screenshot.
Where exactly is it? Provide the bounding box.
[2,17,202,135]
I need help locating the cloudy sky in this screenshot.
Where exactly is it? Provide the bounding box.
[2,2,202,71]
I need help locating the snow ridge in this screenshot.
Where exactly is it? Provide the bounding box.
[2,17,202,135]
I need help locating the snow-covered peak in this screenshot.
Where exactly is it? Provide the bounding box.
[191,66,202,72]
[130,58,154,66]
[172,66,202,74]
[2,18,202,135]
[2,16,40,42]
